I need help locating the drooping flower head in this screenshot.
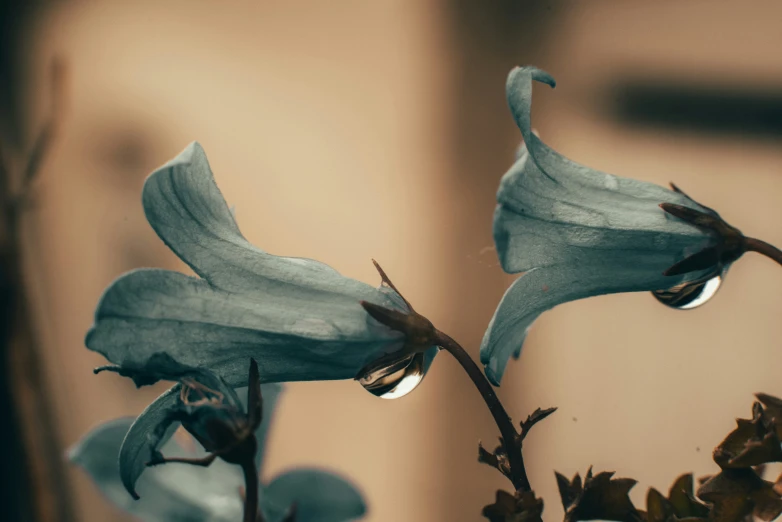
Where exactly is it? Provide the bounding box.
[480,66,739,385]
[86,141,437,388]
[78,141,439,517]
[70,377,367,522]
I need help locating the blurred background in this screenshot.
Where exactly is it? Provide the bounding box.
[1,1,782,521]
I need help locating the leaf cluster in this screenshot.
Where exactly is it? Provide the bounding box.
[482,394,782,522]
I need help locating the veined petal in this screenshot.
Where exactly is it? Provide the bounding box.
[262,468,366,522]
[118,386,181,498]
[481,67,720,384]
[498,67,714,274]
[70,417,243,522]
[493,203,712,277]
[112,382,283,500]
[481,260,703,386]
[144,142,336,289]
[87,143,411,386]
[143,142,407,306]
[506,67,703,205]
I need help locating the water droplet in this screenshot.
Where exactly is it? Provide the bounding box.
[652,274,723,310]
[358,352,427,400]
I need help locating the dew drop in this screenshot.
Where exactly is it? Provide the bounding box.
[358,352,428,400]
[652,274,723,310]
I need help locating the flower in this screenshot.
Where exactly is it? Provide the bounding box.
[480,66,732,386]
[69,379,367,522]
[86,141,437,388]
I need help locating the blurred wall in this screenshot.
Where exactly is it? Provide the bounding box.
[12,1,782,522]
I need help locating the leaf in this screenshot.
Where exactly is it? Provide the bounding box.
[478,440,512,482]
[555,468,642,522]
[69,418,243,522]
[667,473,709,519]
[262,468,366,522]
[555,471,581,512]
[697,468,782,522]
[755,393,782,439]
[645,488,674,522]
[520,407,557,440]
[714,401,782,468]
[659,204,721,230]
[482,490,544,522]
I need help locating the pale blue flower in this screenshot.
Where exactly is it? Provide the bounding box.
[86,141,437,387]
[480,66,728,385]
[70,383,366,522]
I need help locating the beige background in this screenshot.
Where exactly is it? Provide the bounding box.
[15,1,782,521]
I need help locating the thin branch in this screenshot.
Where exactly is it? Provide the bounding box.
[434,330,530,492]
[745,237,782,268]
[242,460,261,522]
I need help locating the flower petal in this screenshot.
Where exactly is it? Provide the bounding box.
[69,417,243,522]
[87,142,412,386]
[480,67,721,384]
[114,382,283,499]
[481,261,699,385]
[483,203,715,384]
[144,142,336,288]
[498,67,714,274]
[87,268,405,385]
[117,386,181,498]
[262,468,366,522]
[142,142,407,305]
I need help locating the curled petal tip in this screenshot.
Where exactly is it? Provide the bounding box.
[148,142,207,179]
[484,363,502,387]
[507,66,556,91]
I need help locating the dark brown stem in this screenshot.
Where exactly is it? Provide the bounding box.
[242,460,261,522]
[434,330,530,492]
[745,237,782,268]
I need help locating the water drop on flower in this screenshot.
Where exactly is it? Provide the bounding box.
[358,352,428,400]
[652,274,723,310]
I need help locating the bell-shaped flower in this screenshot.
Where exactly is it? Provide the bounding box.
[69,379,367,522]
[480,66,744,386]
[86,141,437,388]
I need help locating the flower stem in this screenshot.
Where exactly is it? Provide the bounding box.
[242,460,261,522]
[434,330,530,492]
[745,237,782,268]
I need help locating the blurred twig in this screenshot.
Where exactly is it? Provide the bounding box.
[0,57,74,522]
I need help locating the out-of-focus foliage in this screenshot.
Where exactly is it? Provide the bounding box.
[482,394,782,522]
